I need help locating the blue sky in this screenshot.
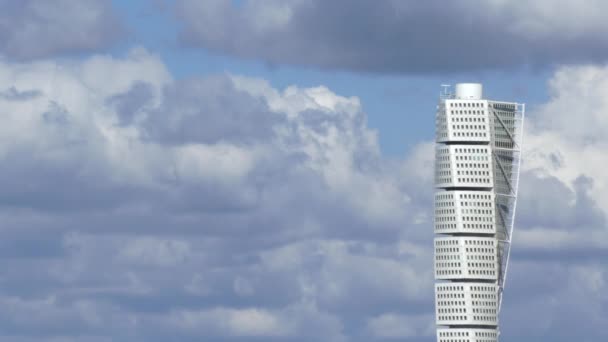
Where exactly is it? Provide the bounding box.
[0,1,607,341]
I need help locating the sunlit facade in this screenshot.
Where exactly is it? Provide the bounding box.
[434,84,524,341]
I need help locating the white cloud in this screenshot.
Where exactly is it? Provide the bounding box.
[0,48,431,341]
[3,47,608,341]
[367,313,434,339]
[521,64,608,234]
[169,307,290,337]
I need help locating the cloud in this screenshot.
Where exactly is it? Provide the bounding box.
[521,64,608,233]
[497,63,608,341]
[174,0,608,73]
[108,76,284,145]
[0,0,124,60]
[366,313,434,339]
[2,45,608,340]
[0,48,432,341]
[517,172,604,231]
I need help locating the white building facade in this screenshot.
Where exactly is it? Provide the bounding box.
[434,84,524,341]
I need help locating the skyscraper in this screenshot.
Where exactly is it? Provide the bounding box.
[434,84,524,342]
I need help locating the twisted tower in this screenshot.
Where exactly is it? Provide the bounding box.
[434,84,524,341]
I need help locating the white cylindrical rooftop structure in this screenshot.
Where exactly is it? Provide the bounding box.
[455,83,483,100]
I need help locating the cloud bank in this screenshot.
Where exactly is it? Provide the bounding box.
[0,48,434,341]
[1,46,608,340]
[0,0,123,60]
[175,0,608,73]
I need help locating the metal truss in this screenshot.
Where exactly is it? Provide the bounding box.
[493,103,525,312]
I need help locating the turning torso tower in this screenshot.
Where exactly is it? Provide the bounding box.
[434,84,524,342]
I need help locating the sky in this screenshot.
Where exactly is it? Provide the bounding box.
[0,0,607,341]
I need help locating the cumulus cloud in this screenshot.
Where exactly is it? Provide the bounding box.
[520,64,608,235]
[0,0,123,60]
[174,0,608,73]
[495,63,608,341]
[3,42,608,341]
[0,48,433,341]
[366,313,434,339]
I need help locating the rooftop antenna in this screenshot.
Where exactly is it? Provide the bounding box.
[441,84,450,93]
[440,84,451,99]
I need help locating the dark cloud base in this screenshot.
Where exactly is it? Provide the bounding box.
[175,0,608,73]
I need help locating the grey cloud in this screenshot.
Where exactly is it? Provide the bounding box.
[107,82,155,126]
[174,0,608,73]
[0,87,41,101]
[502,260,608,342]
[0,53,429,341]
[108,77,283,145]
[146,76,283,145]
[2,51,608,341]
[517,171,605,230]
[0,0,123,60]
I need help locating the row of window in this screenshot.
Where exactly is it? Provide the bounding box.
[458,162,491,169]
[437,285,497,292]
[436,262,462,268]
[436,209,456,215]
[460,218,494,226]
[436,254,460,260]
[435,249,496,257]
[435,216,494,224]
[465,248,494,253]
[437,315,468,321]
[435,252,496,260]
[466,240,494,246]
[439,330,497,337]
[455,147,489,153]
[463,202,493,207]
[434,223,494,231]
[463,214,494,221]
[435,265,496,273]
[435,239,495,247]
[435,249,496,256]
[435,239,460,246]
[449,102,485,108]
[491,103,516,111]
[456,156,490,162]
[451,116,486,123]
[438,338,496,342]
[457,169,491,175]
[436,261,492,272]
[437,269,464,276]
[462,223,494,230]
[438,307,466,314]
[453,131,487,138]
[436,256,496,264]
[461,193,491,199]
[471,293,497,299]
[435,272,496,280]
[437,301,465,307]
[468,255,495,261]
[471,301,496,307]
[450,110,485,115]
[437,308,497,315]
[439,332,496,338]
[436,300,497,308]
[452,124,486,131]
[461,209,493,215]
[456,177,491,184]
[467,269,496,276]
[436,315,496,322]
[436,248,458,253]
